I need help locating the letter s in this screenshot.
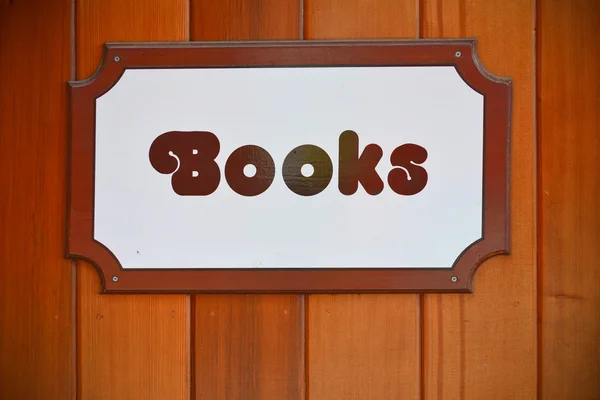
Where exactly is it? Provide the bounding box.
[387,144,428,195]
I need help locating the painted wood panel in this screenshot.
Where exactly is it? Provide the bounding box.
[421,0,537,398]
[304,0,417,39]
[0,1,74,399]
[190,2,304,399]
[307,295,421,399]
[192,0,300,40]
[194,295,304,399]
[304,2,421,398]
[539,0,600,398]
[75,1,190,399]
[2,1,600,399]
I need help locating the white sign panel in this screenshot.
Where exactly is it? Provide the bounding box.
[68,41,510,292]
[95,67,483,269]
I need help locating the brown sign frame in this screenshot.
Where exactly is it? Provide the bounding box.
[67,39,511,294]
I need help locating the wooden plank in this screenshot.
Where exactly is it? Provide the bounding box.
[538,0,600,398]
[194,295,304,399]
[0,1,74,399]
[421,0,537,398]
[192,0,300,40]
[78,271,189,399]
[307,295,421,399]
[304,2,420,398]
[190,2,304,399]
[76,2,190,399]
[304,0,417,39]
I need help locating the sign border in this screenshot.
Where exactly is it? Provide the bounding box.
[67,39,511,294]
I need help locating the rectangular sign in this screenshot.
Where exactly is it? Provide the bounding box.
[68,40,511,293]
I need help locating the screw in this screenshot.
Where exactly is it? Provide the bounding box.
[451,276,458,283]
[455,51,462,58]
[114,56,120,62]
[112,275,119,282]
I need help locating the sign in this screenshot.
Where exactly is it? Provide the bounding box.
[67,40,511,293]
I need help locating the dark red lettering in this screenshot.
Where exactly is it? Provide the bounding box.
[225,145,275,196]
[387,144,428,195]
[150,131,430,197]
[149,131,220,196]
[282,145,333,196]
[338,130,384,195]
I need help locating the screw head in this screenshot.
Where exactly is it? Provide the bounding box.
[454,51,462,58]
[451,276,458,283]
[114,56,121,62]
[112,275,119,282]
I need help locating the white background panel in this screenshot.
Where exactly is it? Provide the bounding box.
[95,66,484,269]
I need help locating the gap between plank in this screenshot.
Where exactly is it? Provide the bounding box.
[70,0,78,398]
[533,0,541,397]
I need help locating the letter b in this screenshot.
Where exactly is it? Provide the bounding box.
[149,131,221,196]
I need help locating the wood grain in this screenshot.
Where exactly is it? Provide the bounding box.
[194,295,304,399]
[307,295,421,399]
[539,0,600,398]
[192,0,300,40]
[190,2,304,399]
[304,0,417,39]
[0,1,74,399]
[75,1,189,399]
[421,0,537,398]
[78,270,189,400]
[304,3,421,398]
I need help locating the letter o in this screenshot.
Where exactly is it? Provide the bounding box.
[225,145,275,196]
[282,145,333,196]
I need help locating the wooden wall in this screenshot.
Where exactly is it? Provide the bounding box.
[0,0,598,399]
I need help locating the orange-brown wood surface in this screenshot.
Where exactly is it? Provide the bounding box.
[192,0,300,40]
[190,2,304,399]
[304,0,417,39]
[421,0,537,398]
[75,1,190,399]
[194,295,304,399]
[2,0,600,399]
[539,0,600,398]
[0,1,74,399]
[307,294,421,399]
[305,1,421,398]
